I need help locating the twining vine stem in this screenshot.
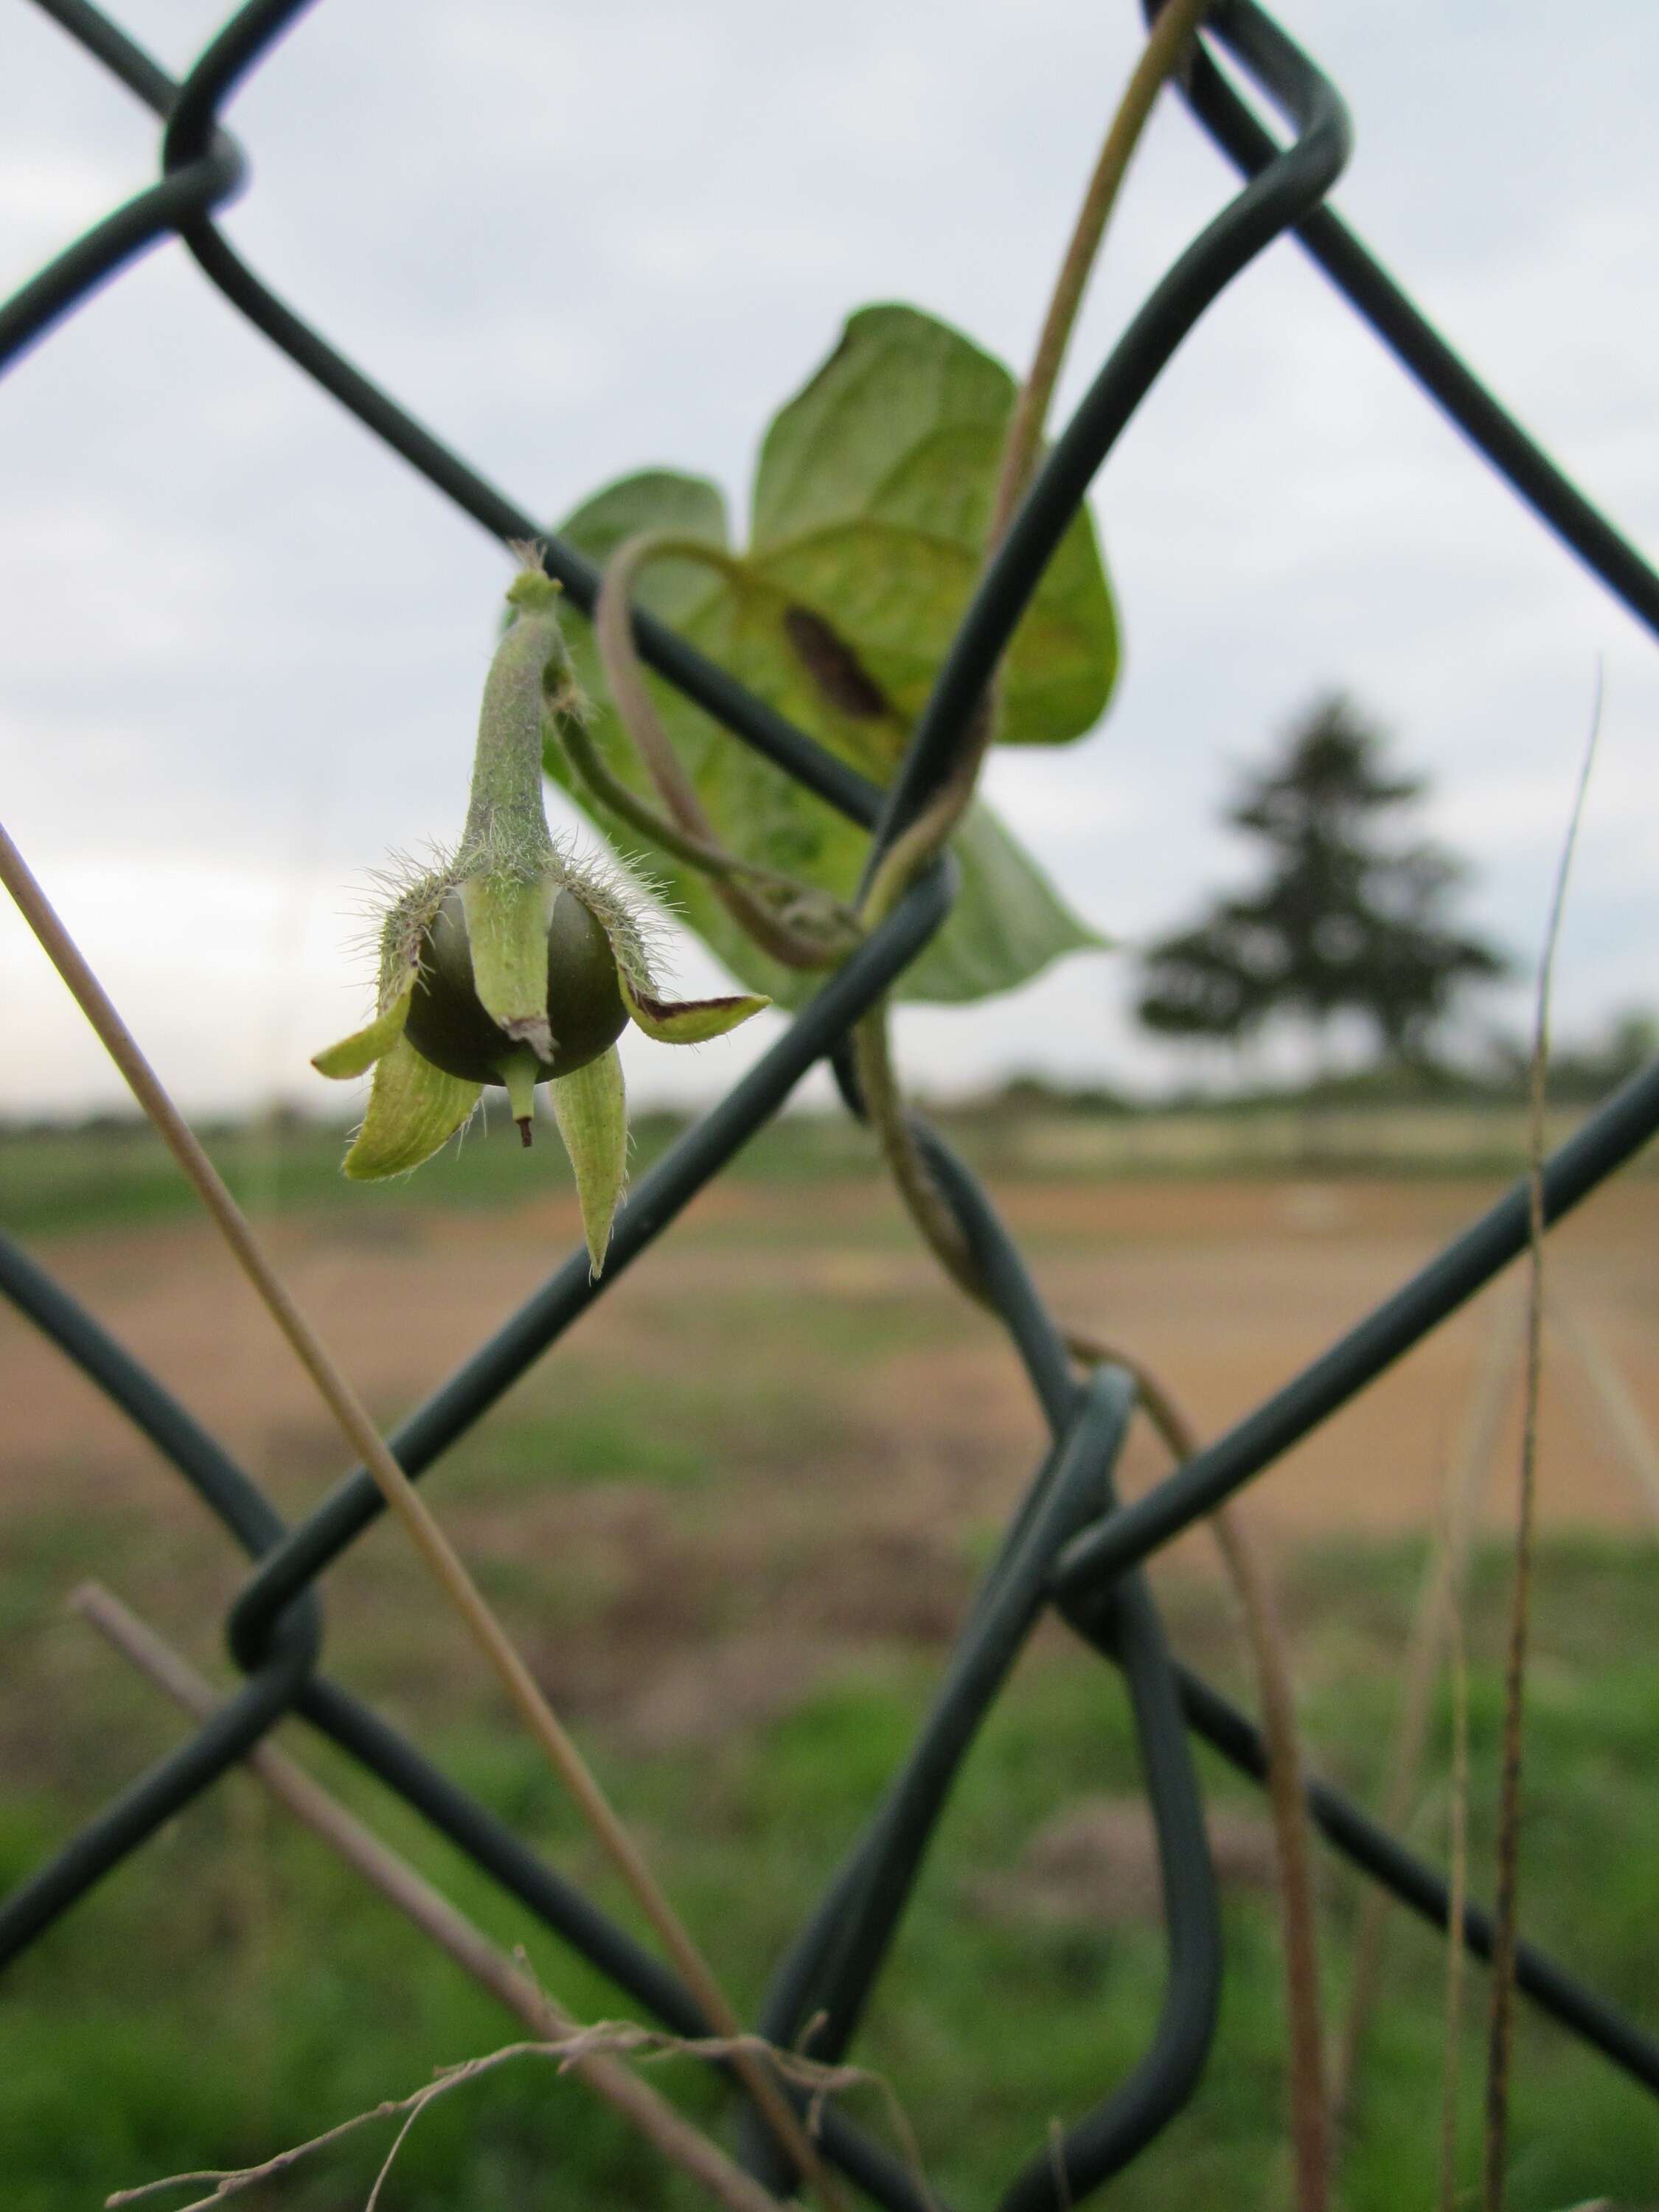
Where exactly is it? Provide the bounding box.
[589,531,860,972]
[574,4,1331,2202]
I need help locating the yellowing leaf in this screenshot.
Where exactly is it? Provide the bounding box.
[311,980,414,1080]
[342,1037,481,1180]
[619,973,771,1043]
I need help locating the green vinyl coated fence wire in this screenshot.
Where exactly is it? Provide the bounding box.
[4,2,1659,2204]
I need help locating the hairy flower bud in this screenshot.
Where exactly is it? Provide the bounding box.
[313,558,768,1273]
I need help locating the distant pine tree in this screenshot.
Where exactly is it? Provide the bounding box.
[1139,695,1506,1067]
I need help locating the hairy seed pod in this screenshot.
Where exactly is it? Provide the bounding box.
[404,887,628,1085]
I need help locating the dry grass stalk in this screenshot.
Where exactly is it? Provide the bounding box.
[0,818,830,2208]
[1439,1576,1472,2212]
[1334,1287,1523,2125]
[1482,675,1602,2211]
[1548,1293,1659,1526]
[113,2023,928,2212]
[1208,1506,1330,2211]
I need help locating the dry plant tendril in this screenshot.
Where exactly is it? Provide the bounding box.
[587,4,1330,2202]
[1481,671,1603,2212]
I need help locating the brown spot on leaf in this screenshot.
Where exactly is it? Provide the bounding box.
[782,605,891,721]
[631,987,752,1025]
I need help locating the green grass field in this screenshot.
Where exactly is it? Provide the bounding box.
[4,1531,1657,2208]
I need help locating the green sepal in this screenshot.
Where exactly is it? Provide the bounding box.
[312,980,415,1080]
[342,1035,481,1180]
[619,973,771,1044]
[549,1044,627,1276]
[459,872,557,1060]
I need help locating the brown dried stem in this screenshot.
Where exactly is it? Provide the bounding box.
[592,531,853,971]
[849,0,1220,1245]
[1211,1506,1330,2211]
[989,0,1214,547]
[1439,1576,1472,2212]
[1482,675,1602,2212]
[1334,1287,1521,2127]
[1067,1331,1330,2212]
[835,15,1332,2192]
[113,2025,927,2212]
[850,3,1217,907]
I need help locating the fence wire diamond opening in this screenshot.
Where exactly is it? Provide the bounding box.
[4,1,1658,2203]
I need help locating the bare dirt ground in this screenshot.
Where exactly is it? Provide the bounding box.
[8,1172,1655,1528]
[5,1172,1655,1753]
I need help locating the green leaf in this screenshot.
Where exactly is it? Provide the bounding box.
[540,305,1117,1006]
[905,803,1105,1001]
[751,304,1117,747]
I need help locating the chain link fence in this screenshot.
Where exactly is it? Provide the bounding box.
[3,1,1658,2202]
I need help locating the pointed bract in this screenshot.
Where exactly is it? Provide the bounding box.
[619,972,770,1044]
[312,981,415,1080]
[343,1035,481,1180]
[549,1045,627,1275]
[459,872,558,1062]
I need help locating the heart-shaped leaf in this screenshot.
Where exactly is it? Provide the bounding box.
[541,305,1118,1006]
[751,303,1116,747]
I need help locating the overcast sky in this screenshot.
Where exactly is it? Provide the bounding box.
[2,0,1655,1123]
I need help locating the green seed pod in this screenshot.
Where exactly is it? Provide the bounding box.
[403,886,628,1088]
[312,554,771,1273]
